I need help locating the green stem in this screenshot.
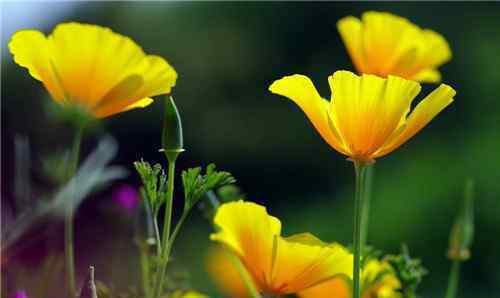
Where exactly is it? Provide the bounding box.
[445,260,461,298]
[153,152,179,298]
[360,165,374,247]
[153,217,162,257]
[167,211,188,249]
[65,125,84,298]
[139,244,152,298]
[352,161,368,298]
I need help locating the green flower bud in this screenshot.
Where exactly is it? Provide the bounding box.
[448,179,475,261]
[162,96,184,157]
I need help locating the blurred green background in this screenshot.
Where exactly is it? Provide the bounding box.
[2,2,500,298]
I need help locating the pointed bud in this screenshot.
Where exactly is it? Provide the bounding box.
[448,179,475,261]
[79,266,98,298]
[162,96,184,160]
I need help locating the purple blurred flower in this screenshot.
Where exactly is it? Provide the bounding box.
[112,185,140,214]
[12,291,28,298]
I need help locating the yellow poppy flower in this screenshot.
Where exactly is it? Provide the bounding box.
[9,22,177,118]
[269,70,455,163]
[210,201,353,296]
[337,11,451,83]
[299,259,402,298]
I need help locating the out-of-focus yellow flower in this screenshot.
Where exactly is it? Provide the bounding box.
[170,290,209,298]
[269,70,455,163]
[9,22,177,118]
[337,11,451,83]
[299,259,402,298]
[210,201,353,296]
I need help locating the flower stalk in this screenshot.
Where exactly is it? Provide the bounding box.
[65,124,84,298]
[352,160,369,298]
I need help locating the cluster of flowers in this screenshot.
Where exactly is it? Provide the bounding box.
[8,10,467,298]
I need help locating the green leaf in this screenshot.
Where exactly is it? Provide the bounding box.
[181,163,235,212]
[134,160,167,216]
[384,245,427,298]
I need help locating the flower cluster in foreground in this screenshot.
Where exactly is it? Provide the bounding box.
[210,200,353,296]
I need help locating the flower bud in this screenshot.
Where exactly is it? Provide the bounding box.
[448,179,475,261]
[162,96,184,156]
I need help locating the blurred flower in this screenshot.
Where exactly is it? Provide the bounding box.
[170,290,209,298]
[9,22,177,118]
[337,11,451,83]
[210,201,352,296]
[112,184,140,213]
[269,70,455,163]
[11,291,28,298]
[299,259,401,298]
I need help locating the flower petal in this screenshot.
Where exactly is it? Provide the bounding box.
[337,16,365,72]
[270,233,353,293]
[329,71,420,159]
[210,201,281,288]
[9,30,65,101]
[123,97,154,112]
[269,75,348,154]
[375,84,455,157]
[298,276,351,298]
[93,75,144,118]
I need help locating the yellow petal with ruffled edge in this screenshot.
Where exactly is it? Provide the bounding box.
[270,233,353,294]
[337,11,451,82]
[210,201,281,290]
[329,71,421,162]
[9,22,177,118]
[9,30,66,102]
[374,84,455,158]
[269,75,348,155]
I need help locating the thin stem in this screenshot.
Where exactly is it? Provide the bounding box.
[167,211,188,249]
[65,125,83,298]
[445,260,461,298]
[360,165,374,246]
[139,244,152,298]
[352,161,368,298]
[153,153,178,298]
[153,217,162,257]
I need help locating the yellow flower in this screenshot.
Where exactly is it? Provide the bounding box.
[210,201,353,296]
[337,11,451,83]
[9,22,177,118]
[269,70,455,163]
[299,259,402,298]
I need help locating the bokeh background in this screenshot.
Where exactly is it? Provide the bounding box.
[2,2,500,298]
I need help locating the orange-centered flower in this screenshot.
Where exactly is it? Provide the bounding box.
[210,201,353,296]
[9,22,177,118]
[338,11,451,83]
[269,71,455,163]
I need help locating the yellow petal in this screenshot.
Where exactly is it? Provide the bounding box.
[269,75,348,155]
[270,233,353,293]
[170,290,209,298]
[206,246,253,298]
[9,30,65,101]
[337,11,451,82]
[210,201,281,289]
[412,69,442,83]
[298,276,351,298]
[337,16,365,72]
[329,71,420,160]
[93,75,144,118]
[123,97,154,112]
[375,84,455,157]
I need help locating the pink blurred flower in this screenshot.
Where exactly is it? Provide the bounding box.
[12,291,28,298]
[112,185,140,214]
